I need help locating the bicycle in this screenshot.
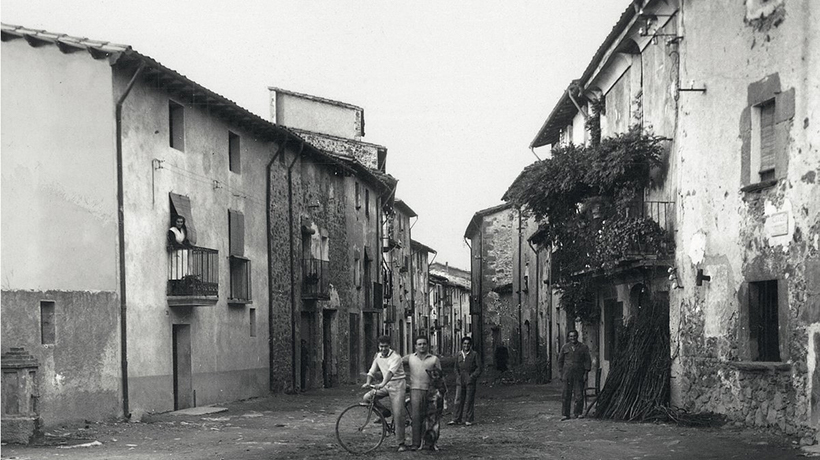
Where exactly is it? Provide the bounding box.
[336,384,412,454]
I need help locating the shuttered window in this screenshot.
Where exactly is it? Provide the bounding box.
[169,193,197,245]
[228,209,244,256]
[759,100,776,175]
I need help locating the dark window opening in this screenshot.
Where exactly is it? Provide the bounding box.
[229,131,241,174]
[169,100,185,151]
[40,301,55,345]
[229,256,252,302]
[355,182,361,210]
[365,189,370,218]
[249,308,257,337]
[749,280,780,361]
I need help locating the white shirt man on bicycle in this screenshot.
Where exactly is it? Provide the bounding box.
[362,335,408,452]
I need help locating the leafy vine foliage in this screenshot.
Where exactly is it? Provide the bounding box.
[504,126,672,324]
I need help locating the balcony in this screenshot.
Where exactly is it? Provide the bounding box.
[621,200,675,257]
[556,200,676,279]
[302,258,330,300]
[167,247,219,306]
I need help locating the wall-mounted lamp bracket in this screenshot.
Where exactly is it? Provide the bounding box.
[696,269,711,286]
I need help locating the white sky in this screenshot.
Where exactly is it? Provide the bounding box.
[2,0,627,269]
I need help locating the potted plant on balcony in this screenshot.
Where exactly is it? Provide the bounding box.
[304,271,320,285]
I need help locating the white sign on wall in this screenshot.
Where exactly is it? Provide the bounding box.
[765,212,789,238]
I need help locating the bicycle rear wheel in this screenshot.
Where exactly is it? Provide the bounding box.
[336,404,386,454]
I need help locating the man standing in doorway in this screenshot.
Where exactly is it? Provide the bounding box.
[558,330,592,420]
[362,335,408,452]
[449,336,481,426]
[403,335,441,450]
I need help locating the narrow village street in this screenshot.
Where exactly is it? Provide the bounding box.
[2,381,804,460]
[3,1,820,457]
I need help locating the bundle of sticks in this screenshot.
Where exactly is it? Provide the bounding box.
[593,297,670,421]
[592,298,725,427]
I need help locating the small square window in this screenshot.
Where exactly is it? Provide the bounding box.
[229,131,241,174]
[169,100,185,151]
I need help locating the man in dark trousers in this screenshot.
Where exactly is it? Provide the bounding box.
[557,330,592,420]
[449,336,481,426]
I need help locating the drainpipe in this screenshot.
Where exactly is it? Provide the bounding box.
[527,240,540,361]
[465,215,484,364]
[115,61,145,419]
[517,209,523,365]
[408,219,417,352]
[287,141,306,392]
[266,134,289,391]
[547,245,553,380]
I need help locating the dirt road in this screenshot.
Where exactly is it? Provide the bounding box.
[1,382,804,459]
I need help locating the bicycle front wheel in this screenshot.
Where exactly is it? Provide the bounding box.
[336,404,386,454]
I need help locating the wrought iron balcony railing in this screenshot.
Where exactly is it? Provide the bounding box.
[167,246,219,297]
[627,200,675,234]
[302,258,330,299]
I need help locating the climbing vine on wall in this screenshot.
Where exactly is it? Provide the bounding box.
[585,97,605,147]
[504,126,672,324]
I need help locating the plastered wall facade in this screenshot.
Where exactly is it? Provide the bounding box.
[119,68,277,413]
[670,0,820,439]
[1,41,122,425]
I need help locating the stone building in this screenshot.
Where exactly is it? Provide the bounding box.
[0,24,399,432]
[409,239,436,344]
[522,0,820,438]
[267,88,397,389]
[464,204,543,370]
[429,263,472,356]
[382,199,418,355]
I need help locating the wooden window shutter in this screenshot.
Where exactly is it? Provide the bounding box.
[759,100,776,173]
[169,193,197,245]
[229,210,244,256]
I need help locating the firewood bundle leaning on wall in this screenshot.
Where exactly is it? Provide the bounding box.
[593,297,670,421]
[593,298,726,427]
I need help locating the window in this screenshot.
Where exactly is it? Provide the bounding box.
[355,182,361,210]
[229,210,251,302]
[365,189,370,218]
[749,280,779,361]
[228,131,241,174]
[40,301,55,345]
[249,308,257,337]
[169,100,184,151]
[756,100,776,182]
[230,256,251,302]
[741,74,795,189]
[364,250,372,308]
[228,210,244,257]
[750,98,777,183]
[169,193,198,244]
[354,255,362,289]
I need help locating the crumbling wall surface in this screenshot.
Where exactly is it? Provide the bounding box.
[672,0,820,440]
[296,131,380,170]
[482,208,515,289]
